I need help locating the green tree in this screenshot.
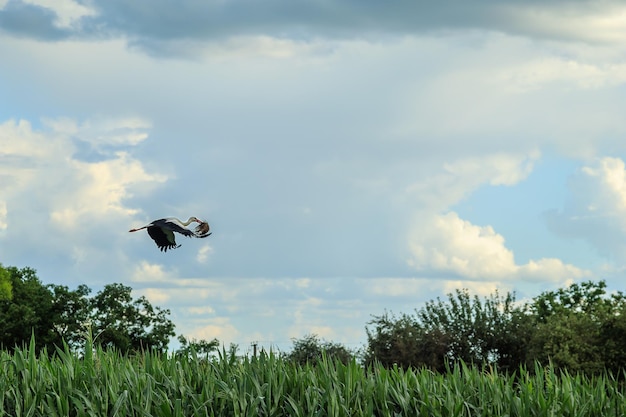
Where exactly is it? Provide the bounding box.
[176,335,220,358]
[284,334,354,365]
[0,265,177,354]
[366,289,524,371]
[89,283,175,352]
[419,289,522,368]
[365,312,447,370]
[0,266,58,351]
[599,305,626,373]
[48,284,91,349]
[525,280,626,374]
[0,263,12,300]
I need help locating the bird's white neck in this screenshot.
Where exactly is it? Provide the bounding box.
[180,217,197,226]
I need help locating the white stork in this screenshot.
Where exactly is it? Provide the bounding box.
[129,217,211,252]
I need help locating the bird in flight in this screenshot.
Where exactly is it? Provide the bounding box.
[129,217,211,252]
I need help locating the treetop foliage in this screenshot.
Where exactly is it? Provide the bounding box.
[0,263,11,301]
[0,264,174,353]
[365,280,626,375]
[283,334,355,365]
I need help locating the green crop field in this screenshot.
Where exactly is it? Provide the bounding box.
[1,339,624,417]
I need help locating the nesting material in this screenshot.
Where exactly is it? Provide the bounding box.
[195,221,211,238]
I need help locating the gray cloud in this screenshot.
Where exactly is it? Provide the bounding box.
[0,0,69,40]
[81,0,488,39]
[1,0,621,55]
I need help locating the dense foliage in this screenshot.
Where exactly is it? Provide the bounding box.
[365,281,626,375]
[0,265,11,300]
[282,334,354,365]
[176,335,221,358]
[2,262,626,377]
[1,339,624,417]
[0,264,175,353]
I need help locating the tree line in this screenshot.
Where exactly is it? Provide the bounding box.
[1,263,625,375]
[270,281,626,376]
[0,264,175,353]
[364,280,626,375]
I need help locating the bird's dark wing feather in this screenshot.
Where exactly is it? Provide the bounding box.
[147,226,180,252]
[154,218,195,237]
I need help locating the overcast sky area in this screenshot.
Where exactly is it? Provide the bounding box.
[2,0,626,353]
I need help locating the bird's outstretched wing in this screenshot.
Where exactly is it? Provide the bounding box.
[159,218,195,237]
[131,217,210,252]
[147,226,180,252]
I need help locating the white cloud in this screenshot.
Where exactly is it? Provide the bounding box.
[408,211,590,282]
[305,326,335,340]
[294,278,311,288]
[287,296,333,339]
[504,4,626,44]
[196,244,213,263]
[444,152,539,187]
[392,36,626,159]
[50,151,166,228]
[187,306,216,315]
[366,277,511,302]
[405,151,539,210]
[408,212,517,279]
[545,157,626,259]
[517,258,587,282]
[367,278,443,298]
[403,151,590,284]
[0,118,70,164]
[189,319,241,342]
[499,58,626,93]
[131,261,173,283]
[138,288,171,305]
[439,280,502,298]
[581,157,626,210]
[0,117,166,261]
[43,116,151,147]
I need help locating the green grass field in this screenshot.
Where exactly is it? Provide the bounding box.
[1,339,624,417]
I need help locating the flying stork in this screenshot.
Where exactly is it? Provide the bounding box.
[129,217,211,252]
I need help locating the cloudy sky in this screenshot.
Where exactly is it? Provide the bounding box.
[2,0,626,353]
